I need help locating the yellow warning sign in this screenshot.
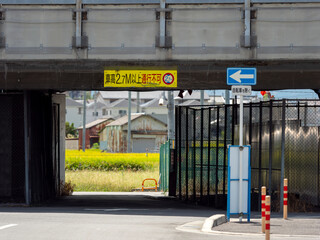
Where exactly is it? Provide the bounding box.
[104,70,177,88]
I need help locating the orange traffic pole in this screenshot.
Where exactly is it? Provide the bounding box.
[261,186,266,233]
[265,196,271,240]
[283,178,288,219]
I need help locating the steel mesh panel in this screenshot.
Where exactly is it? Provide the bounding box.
[180,107,187,200]
[202,108,210,201]
[186,107,194,200]
[175,100,320,210]
[194,109,202,200]
[285,104,320,210]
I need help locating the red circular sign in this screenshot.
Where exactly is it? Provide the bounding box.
[162,73,175,85]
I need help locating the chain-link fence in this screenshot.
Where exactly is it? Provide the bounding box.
[175,100,320,211]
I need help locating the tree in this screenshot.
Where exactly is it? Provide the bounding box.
[65,122,78,138]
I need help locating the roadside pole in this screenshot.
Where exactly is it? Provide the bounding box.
[128,91,131,153]
[200,90,204,105]
[239,94,243,221]
[82,91,86,152]
[227,67,256,222]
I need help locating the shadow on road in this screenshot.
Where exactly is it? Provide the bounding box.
[0,192,225,218]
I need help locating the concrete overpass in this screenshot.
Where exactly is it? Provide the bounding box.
[0,0,320,90]
[1,0,320,205]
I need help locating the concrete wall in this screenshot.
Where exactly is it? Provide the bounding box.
[66,138,78,150]
[52,94,66,183]
[1,3,320,61]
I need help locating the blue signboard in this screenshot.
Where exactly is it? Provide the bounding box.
[227,68,257,85]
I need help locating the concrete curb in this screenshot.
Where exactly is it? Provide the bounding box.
[201,214,227,232]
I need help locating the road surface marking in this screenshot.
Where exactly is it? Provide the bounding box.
[84,208,149,212]
[0,224,18,230]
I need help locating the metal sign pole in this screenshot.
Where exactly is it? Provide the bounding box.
[227,67,255,222]
[239,94,243,222]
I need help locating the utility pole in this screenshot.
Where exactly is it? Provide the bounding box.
[94,91,97,120]
[82,91,86,152]
[200,90,204,105]
[225,90,230,105]
[127,91,132,153]
[136,92,140,113]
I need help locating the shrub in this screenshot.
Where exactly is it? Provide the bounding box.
[60,180,75,196]
[91,143,100,149]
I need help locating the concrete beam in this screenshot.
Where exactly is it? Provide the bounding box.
[0,60,320,91]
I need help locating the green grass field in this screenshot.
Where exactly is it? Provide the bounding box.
[65,150,160,192]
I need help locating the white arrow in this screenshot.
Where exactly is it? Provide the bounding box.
[230,70,254,83]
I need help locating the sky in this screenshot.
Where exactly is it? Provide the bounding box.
[207,89,319,100]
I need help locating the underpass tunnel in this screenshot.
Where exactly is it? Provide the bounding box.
[0,90,175,206]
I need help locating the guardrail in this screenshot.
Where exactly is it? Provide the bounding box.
[1,0,320,4]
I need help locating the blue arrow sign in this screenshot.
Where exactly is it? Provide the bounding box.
[227,68,257,85]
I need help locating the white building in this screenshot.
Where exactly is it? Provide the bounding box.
[85,101,109,123]
[140,98,168,115]
[96,91,163,105]
[66,98,83,128]
[105,99,138,119]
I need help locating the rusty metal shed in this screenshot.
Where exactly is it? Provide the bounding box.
[100,114,167,153]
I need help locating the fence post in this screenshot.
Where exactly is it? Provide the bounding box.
[261,186,266,233]
[265,195,271,240]
[268,100,273,195]
[193,109,196,202]
[280,99,286,213]
[186,108,189,201]
[200,108,204,202]
[215,106,220,206]
[223,105,228,197]
[258,101,263,208]
[284,178,288,219]
[207,107,211,204]
[178,106,182,199]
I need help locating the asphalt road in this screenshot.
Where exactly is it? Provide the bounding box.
[0,192,222,240]
[1,192,319,240]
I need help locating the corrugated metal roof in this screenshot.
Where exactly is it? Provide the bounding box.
[107,114,144,126]
[208,96,225,104]
[179,100,201,106]
[78,118,113,129]
[150,114,168,125]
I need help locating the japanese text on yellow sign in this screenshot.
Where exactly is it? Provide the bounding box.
[104,70,177,88]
